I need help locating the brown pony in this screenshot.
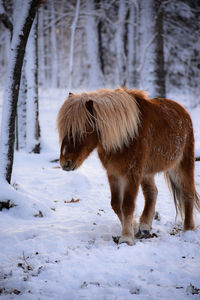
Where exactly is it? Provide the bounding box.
[57,87,200,245]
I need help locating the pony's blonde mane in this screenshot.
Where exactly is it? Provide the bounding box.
[57,87,145,152]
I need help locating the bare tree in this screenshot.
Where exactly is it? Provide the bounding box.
[85,0,104,89]
[154,0,166,97]
[114,1,127,86]
[25,13,40,153]
[68,0,81,90]
[126,0,140,88]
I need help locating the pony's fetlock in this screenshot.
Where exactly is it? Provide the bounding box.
[119,234,134,246]
[139,222,151,232]
[183,221,195,231]
[132,218,139,234]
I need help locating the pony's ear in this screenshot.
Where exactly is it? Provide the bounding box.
[85,100,94,116]
[68,92,74,97]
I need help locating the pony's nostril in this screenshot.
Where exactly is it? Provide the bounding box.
[66,160,71,168]
[63,160,71,171]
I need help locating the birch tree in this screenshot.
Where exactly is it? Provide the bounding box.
[25,13,40,153]
[114,0,127,86]
[153,0,165,97]
[138,0,157,96]
[126,0,140,88]
[16,63,27,150]
[85,0,103,89]
[68,0,80,90]
[50,1,59,88]
[0,0,39,189]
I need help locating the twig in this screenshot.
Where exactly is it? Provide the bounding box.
[22,251,33,271]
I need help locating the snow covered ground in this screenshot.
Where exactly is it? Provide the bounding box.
[0,89,200,299]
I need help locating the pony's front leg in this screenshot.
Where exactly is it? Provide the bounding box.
[119,180,139,246]
[108,174,123,224]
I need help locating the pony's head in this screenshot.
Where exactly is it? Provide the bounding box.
[57,96,97,171]
[57,88,141,170]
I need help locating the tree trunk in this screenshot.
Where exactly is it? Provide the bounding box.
[0,0,39,184]
[26,12,40,153]
[154,0,166,97]
[114,1,127,86]
[68,0,80,91]
[17,61,27,150]
[50,1,59,88]
[85,0,103,89]
[126,1,140,88]
[38,4,45,87]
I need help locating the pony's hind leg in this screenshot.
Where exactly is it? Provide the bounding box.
[138,176,158,236]
[167,161,195,231]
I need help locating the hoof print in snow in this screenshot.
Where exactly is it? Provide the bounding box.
[0,288,21,296]
[81,281,100,289]
[154,211,161,221]
[169,224,182,236]
[130,287,140,295]
[186,284,200,295]
[34,210,43,218]
[112,235,120,244]
[0,200,15,211]
[97,209,106,216]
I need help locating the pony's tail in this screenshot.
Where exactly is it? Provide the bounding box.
[194,192,200,213]
[165,172,200,220]
[164,172,183,220]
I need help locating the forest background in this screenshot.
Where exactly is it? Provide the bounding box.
[0,1,200,298]
[0,0,199,104]
[0,0,199,198]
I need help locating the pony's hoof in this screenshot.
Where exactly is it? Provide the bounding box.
[136,229,158,239]
[135,228,150,239]
[118,235,134,246]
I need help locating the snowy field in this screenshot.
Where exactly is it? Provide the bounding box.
[0,89,200,299]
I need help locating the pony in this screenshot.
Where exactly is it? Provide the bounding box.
[57,87,200,245]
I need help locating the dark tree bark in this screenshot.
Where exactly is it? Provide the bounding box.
[33,12,41,153]
[154,0,166,97]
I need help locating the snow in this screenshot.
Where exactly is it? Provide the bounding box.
[0,89,200,299]
[0,1,5,15]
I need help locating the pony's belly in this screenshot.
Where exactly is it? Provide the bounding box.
[145,149,183,175]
